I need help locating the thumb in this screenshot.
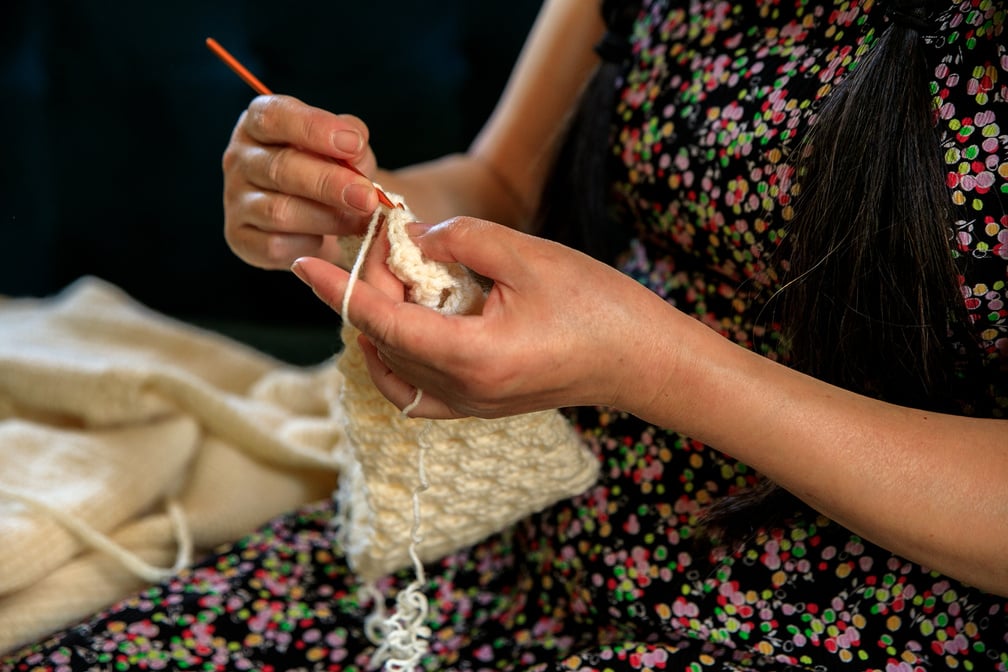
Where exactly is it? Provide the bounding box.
[410,217,542,290]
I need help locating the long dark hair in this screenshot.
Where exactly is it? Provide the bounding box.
[703,0,977,540]
[774,0,965,410]
[537,0,973,541]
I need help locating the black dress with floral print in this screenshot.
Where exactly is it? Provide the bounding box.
[3,0,1006,670]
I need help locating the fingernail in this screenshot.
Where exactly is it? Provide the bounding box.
[332,130,363,155]
[343,182,377,212]
[290,258,311,286]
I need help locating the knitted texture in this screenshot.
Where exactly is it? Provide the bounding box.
[334,197,599,583]
[0,278,343,653]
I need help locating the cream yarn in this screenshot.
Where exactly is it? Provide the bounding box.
[335,324,599,581]
[335,193,599,582]
[333,193,599,667]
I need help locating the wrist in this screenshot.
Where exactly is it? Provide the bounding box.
[601,286,695,425]
[611,297,744,436]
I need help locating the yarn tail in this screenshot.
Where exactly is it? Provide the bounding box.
[363,420,433,671]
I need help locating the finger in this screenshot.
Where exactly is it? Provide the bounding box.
[292,255,405,327]
[357,336,460,419]
[244,95,371,164]
[242,144,379,215]
[291,256,459,358]
[237,188,371,237]
[410,217,548,291]
[228,225,344,270]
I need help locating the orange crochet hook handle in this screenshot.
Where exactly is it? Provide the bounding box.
[206,37,397,209]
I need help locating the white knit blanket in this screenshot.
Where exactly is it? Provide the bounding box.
[0,277,345,654]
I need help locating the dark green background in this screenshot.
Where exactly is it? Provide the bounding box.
[0,2,541,363]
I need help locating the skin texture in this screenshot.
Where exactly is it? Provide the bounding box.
[223,0,1008,596]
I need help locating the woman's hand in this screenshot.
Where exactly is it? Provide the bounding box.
[291,217,680,419]
[290,216,1008,593]
[222,94,385,270]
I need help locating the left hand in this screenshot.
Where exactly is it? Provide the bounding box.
[291,216,679,419]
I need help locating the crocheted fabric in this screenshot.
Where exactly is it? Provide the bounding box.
[334,197,599,584]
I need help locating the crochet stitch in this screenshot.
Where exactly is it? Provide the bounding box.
[334,193,600,583]
[334,193,599,668]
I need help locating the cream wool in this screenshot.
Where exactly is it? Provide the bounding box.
[334,193,599,669]
[335,193,598,581]
[0,279,343,654]
[0,198,597,663]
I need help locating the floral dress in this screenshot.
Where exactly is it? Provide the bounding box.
[3,0,1007,670]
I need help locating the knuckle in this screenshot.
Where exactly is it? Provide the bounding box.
[265,146,292,189]
[336,113,369,141]
[225,225,263,268]
[222,142,252,178]
[262,232,295,267]
[263,193,296,230]
[250,95,282,136]
[330,207,365,236]
[222,216,240,249]
[300,114,319,148]
[221,144,238,173]
[311,168,339,204]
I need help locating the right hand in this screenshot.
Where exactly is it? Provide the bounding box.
[222,94,384,270]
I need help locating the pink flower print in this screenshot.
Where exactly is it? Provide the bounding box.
[126,620,159,638]
[672,596,700,618]
[641,646,670,668]
[49,651,70,666]
[761,540,782,571]
[844,538,865,556]
[720,580,747,607]
[975,109,996,127]
[976,170,996,192]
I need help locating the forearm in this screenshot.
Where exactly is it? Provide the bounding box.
[375,0,604,233]
[625,300,1008,595]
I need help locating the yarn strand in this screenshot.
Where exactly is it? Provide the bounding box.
[344,198,432,670]
[339,191,594,670]
[364,421,433,671]
[0,486,193,583]
[341,208,384,325]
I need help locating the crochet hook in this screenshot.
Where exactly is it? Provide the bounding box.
[206,37,398,210]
